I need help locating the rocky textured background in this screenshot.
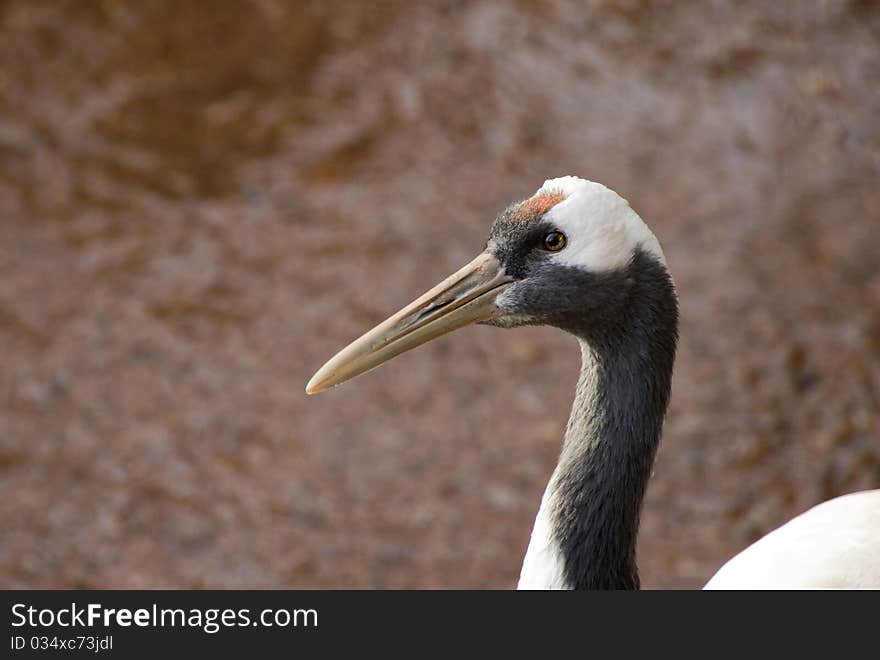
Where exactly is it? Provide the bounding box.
[1,0,878,588]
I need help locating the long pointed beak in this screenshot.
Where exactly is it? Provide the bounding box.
[306,252,512,394]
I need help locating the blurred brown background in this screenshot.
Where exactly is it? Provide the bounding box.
[1,0,879,589]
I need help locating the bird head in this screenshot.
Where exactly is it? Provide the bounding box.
[306,176,667,394]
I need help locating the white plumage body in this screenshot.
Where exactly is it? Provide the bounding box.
[704,489,880,589]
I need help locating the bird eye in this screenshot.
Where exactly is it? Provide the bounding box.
[542,231,567,252]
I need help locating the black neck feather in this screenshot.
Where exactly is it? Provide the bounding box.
[550,250,678,590]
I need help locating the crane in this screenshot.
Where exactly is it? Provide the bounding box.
[307,176,880,589]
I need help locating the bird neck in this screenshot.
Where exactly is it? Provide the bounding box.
[518,253,678,590]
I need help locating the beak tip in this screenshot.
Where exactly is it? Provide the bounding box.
[305,373,326,395]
